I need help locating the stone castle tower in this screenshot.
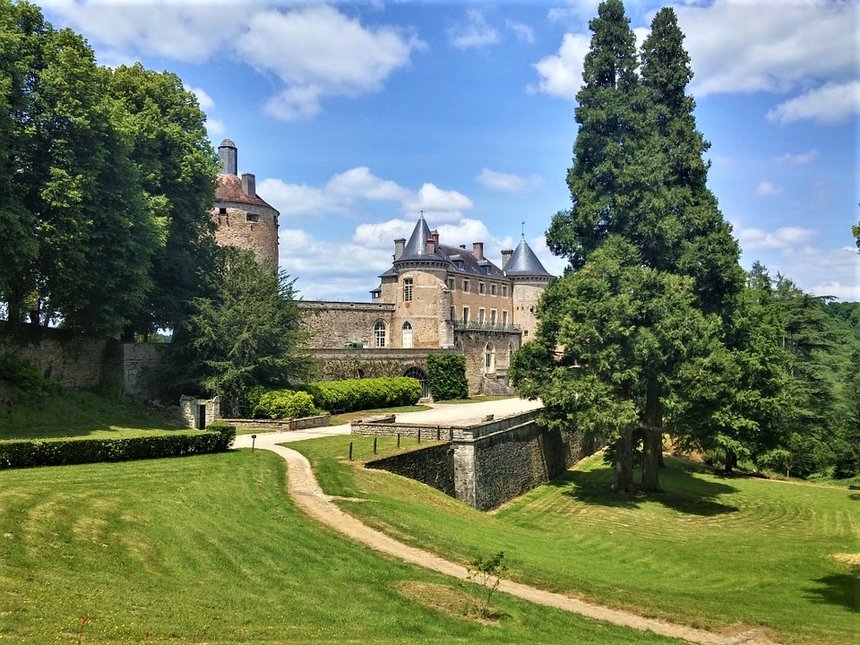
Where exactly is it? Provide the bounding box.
[212,139,279,267]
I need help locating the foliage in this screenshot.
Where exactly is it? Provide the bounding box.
[0,1,215,338]
[467,551,508,618]
[0,352,59,398]
[168,248,314,416]
[427,354,468,400]
[252,389,318,420]
[0,424,233,469]
[301,377,422,413]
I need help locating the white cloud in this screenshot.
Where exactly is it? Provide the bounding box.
[547,2,601,26]
[42,2,423,121]
[755,181,783,197]
[505,19,535,44]
[448,8,499,49]
[677,1,856,98]
[238,6,422,121]
[188,86,214,110]
[766,81,860,126]
[477,168,541,192]
[205,117,226,138]
[776,149,819,166]
[260,169,473,222]
[780,245,860,301]
[531,32,590,99]
[353,219,416,249]
[737,226,816,250]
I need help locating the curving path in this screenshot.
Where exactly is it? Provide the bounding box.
[233,401,778,645]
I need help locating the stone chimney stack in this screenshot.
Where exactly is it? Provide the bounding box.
[241,173,256,196]
[501,249,513,269]
[218,139,237,175]
[394,238,405,260]
[430,230,440,248]
[426,237,437,254]
[472,242,484,261]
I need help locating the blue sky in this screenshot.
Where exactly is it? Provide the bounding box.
[41,0,858,302]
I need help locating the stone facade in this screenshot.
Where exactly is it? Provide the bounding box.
[300,215,553,395]
[179,395,220,429]
[212,140,279,267]
[360,409,597,510]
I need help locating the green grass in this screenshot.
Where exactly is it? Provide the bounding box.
[0,451,676,643]
[0,387,184,441]
[293,438,859,644]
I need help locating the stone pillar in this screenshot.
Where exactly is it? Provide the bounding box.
[452,442,477,507]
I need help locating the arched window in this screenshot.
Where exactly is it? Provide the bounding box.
[374,320,386,348]
[484,342,495,374]
[402,321,413,348]
[403,277,413,302]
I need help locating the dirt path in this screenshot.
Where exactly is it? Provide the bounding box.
[262,442,779,645]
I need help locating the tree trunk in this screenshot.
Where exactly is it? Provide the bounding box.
[641,378,662,491]
[612,429,635,497]
[724,449,736,474]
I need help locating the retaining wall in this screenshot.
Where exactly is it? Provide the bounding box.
[365,443,455,497]
[219,414,331,432]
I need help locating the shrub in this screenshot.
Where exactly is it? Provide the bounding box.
[0,353,60,397]
[300,377,421,413]
[253,390,318,419]
[427,354,468,400]
[0,425,235,470]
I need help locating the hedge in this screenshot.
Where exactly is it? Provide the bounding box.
[300,377,422,413]
[427,354,468,400]
[0,423,235,470]
[253,390,317,419]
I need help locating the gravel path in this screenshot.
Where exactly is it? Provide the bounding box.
[233,400,779,645]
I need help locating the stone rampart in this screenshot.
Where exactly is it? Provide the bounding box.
[219,414,331,432]
[355,408,597,510]
[365,444,455,497]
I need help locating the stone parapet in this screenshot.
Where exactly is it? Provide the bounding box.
[221,414,331,432]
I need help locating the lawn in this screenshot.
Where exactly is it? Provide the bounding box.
[0,450,677,643]
[0,387,189,442]
[292,436,859,644]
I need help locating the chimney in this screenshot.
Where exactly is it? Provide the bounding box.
[501,249,513,269]
[472,242,484,261]
[426,237,437,254]
[430,230,440,248]
[241,173,256,196]
[218,139,237,175]
[394,238,405,260]
[459,244,466,250]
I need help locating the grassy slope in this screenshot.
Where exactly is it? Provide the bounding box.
[0,387,187,441]
[293,437,859,644]
[0,450,675,643]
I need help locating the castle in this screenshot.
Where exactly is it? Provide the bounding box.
[213,140,554,395]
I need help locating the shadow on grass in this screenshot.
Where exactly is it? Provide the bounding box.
[805,573,860,612]
[548,458,740,516]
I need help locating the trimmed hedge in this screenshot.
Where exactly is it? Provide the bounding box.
[301,377,422,413]
[427,354,468,400]
[253,390,317,420]
[0,423,235,470]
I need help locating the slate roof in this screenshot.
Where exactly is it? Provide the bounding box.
[397,215,443,262]
[215,174,277,211]
[505,238,552,278]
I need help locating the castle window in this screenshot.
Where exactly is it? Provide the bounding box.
[402,321,413,348]
[463,279,470,293]
[478,282,485,295]
[246,213,259,223]
[502,310,508,325]
[490,309,497,325]
[447,277,455,290]
[491,284,497,296]
[403,277,413,302]
[374,320,386,348]
[502,285,508,297]
[478,308,485,324]
[484,342,496,374]
[449,306,455,321]
[462,306,470,324]
[218,207,227,215]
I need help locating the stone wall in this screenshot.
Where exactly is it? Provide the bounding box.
[179,396,220,429]
[213,204,279,267]
[356,409,597,510]
[299,301,395,349]
[454,329,521,395]
[219,414,331,432]
[365,444,455,497]
[0,322,164,396]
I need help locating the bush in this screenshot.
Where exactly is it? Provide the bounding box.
[0,424,235,470]
[0,352,60,397]
[300,377,422,413]
[427,354,468,400]
[252,390,318,419]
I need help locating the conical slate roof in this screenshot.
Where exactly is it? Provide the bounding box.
[398,215,441,261]
[505,238,552,277]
